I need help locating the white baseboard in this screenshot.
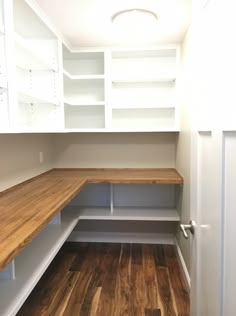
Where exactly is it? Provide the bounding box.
[174,237,191,291]
[68,231,175,245]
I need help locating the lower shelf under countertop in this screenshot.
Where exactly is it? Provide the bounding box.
[65,206,180,221]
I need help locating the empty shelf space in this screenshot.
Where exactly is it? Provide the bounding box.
[112,108,176,130]
[63,48,104,76]
[64,104,105,129]
[15,33,57,71]
[17,89,59,105]
[0,208,80,316]
[66,206,180,221]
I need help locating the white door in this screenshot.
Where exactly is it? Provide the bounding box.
[221,131,236,315]
[187,131,223,316]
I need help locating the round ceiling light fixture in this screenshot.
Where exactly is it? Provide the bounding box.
[111,9,158,24]
[111,9,158,43]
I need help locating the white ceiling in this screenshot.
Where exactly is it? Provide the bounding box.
[34,0,192,49]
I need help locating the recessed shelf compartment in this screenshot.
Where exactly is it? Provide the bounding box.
[16,102,61,129]
[111,75,176,108]
[63,47,104,76]
[65,104,105,129]
[15,34,58,71]
[64,76,104,104]
[65,183,179,222]
[0,208,80,316]
[17,89,59,105]
[112,108,176,130]
[112,49,177,79]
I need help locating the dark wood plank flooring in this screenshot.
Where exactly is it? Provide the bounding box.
[17,243,190,316]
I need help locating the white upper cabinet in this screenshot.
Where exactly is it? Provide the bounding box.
[0,0,180,133]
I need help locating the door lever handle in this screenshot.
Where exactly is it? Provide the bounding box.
[180,220,196,239]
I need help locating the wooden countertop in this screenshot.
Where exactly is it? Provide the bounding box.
[0,168,183,272]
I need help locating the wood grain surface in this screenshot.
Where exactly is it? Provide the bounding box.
[17,243,190,316]
[0,168,183,272]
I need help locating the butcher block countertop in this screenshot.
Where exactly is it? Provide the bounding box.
[0,168,183,272]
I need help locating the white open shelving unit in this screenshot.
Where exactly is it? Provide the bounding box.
[63,46,179,132]
[110,49,178,131]
[65,183,179,221]
[63,47,106,130]
[0,0,180,133]
[0,207,80,316]
[11,0,63,131]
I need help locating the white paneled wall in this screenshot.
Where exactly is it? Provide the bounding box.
[222,132,236,316]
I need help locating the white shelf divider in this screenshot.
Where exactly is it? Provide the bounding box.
[63,69,104,80]
[111,104,175,109]
[66,206,180,221]
[64,99,105,106]
[112,77,176,84]
[0,208,80,316]
[110,184,114,214]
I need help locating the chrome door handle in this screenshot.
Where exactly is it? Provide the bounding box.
[180,220,196,239]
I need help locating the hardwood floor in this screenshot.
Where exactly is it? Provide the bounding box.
[17,243,190,316]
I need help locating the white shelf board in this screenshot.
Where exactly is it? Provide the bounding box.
[66,206,180,221]
[63,70,104,80]
[0,208,80,316]
[64,99,105,106]
[63,127,180,133]
[15,33,57,71]
[112,77,176,84]
[17,89,59,105]
[111,104,175,109]
[68,231,175,244]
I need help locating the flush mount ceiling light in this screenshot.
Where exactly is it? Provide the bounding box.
[111,9,158,43]
[111,9,158,25]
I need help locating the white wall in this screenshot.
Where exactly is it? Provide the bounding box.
[0,134,54,191]
[175,35,192,272]
[53,133,177,168]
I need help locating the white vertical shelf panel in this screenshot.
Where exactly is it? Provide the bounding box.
[12,0,62,131]
[104,50,112,128]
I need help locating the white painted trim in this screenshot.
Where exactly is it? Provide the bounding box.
[174,237,191,291]
[68,231,175,244]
